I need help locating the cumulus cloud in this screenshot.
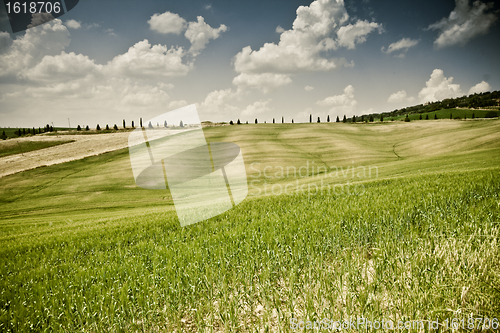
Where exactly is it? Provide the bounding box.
[184,16,227,56]
[199,88,240,116]
[418,69,463,103]
[468,80,491,94]
[276,25,285,33]
[387,89,415,103]
[305,85,314,91]
[316,84,357,115]
[65,19,81,29]
[427,0,498,48]
[0,19,70,80]
[336,20,383,49]
[233,0,381,75]
[27,51,102,82]
[381,37,419,56]
[148,11,187,34]
[0,32,13,54]
[232,73,292,94]
[241,99,273,117]
[106,40,193,78]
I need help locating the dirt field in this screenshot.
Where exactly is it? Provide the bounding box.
[0,132,131,178]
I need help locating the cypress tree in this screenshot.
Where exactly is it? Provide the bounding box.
[123,119,126,128]
[310,114,312,123]
[86,125,89,131]
[336,116,340,122]
[343,115,347,123]
[292,119,294,123]
[77,125,81,131]
[164,120,167,127]
[353,115,356,123]
[327,115,330,122]
[229,120,234,125]
[237,119,241,124]
[140,118,143,127]
[255,118,258,124]
[132,120,135,128]
[96,124,101,130]
[273,118,275,123]
[282,116,284,123]
[106,124,109,130]
[114,124,118,130]
[369,115,374,122]
[317,117,320,123]
[180,120,184,127]
[380,115,384,122]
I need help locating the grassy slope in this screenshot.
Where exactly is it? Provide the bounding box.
[0,139,75,158]
[0,119,499,331]
[384,108,494,121]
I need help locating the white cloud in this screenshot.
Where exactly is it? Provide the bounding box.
[468,81,491,94]
[418,69,463,103]
[427,0,498,48]
[305,85,314,91]
[387,89,415,103]
[106,39,192,78]
[148,11,187,35]
[232,73,292,93]
[0,32,13,54]
[316,84,357,116]
[276,25,285,33]
[336,20,383,50]
[241,99,273,117]
[199,88,240,116]
[27,51,102,82]
[184,16,227,56]
[0,19,70,80]
[65,19,81,29]
[233,0,380,74]
[381,37,419,56]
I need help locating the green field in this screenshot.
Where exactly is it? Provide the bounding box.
[382,108,497,121]
[0,139,75,158]
[1,119,499,331]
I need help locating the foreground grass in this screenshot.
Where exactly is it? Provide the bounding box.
[1,168,499,331]
[0,139,75,158]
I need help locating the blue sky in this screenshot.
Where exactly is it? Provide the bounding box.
[1,0,499,127]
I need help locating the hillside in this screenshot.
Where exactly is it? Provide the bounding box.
[1,119,499,331]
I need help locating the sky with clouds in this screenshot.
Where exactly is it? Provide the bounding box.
[0,0,499,127]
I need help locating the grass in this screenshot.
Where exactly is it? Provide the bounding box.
[383,108,497,121]
[0,119,500,331]
[0,139,75,158]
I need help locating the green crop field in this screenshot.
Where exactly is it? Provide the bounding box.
[383,108,497,121]
[0,139,75,158]
[1,119,499,332]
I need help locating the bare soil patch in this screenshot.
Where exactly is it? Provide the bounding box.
[0,132,130,178]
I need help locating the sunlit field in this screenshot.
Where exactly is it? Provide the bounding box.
[1,119,499,332]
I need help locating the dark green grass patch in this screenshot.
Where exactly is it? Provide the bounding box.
[0,139,75,158]
[1,169,499,332]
